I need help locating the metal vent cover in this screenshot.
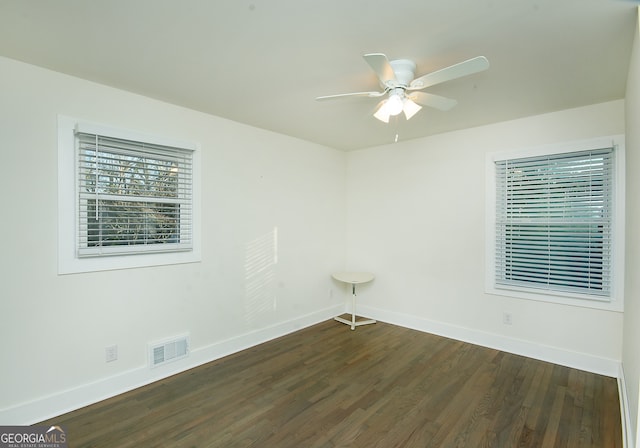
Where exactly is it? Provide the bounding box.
[149,334,189,368]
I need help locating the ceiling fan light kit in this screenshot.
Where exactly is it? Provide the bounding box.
[402,97,422,120]
[373,89,423,123]
[316,53,489,123]
[385,91,404,115]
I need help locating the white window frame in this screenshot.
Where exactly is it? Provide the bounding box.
[58,116,201,274]
[485,135,625,311]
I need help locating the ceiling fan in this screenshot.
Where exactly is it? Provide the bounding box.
[316,54,489,123]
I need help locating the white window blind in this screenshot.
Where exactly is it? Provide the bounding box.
[495,148,614,299]
[76,131,194,257]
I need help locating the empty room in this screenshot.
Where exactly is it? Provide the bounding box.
[1,1,640,447]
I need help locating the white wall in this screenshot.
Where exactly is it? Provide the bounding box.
[346,100,625,375]
[0,52,631,429]
[0,56,347,424]
[623,7,640,448]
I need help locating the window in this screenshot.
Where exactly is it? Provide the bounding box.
[58,117,200,274]
[76,132,193,256]
[486,136,624,310]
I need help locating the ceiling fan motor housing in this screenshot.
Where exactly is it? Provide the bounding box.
[389,59,417,88]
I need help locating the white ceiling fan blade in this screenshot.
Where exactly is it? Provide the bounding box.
[316,91,386,101]
[408,56,489,90]
[363,53,398,88]
[409,92,458,111]
[403,99,422,120]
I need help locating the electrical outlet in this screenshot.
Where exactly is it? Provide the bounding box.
[105,345,118,362]
[503,312,513,326]
[329,289,333,298]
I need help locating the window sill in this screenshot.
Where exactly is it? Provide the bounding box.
[485,285,623,312]
[58,249,201,275]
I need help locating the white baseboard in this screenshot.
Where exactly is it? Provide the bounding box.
[2,302,625,429]
[618,364,634,448]
[0,304,343,425]
[355,304,621,378]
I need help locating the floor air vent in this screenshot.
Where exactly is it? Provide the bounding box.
[149,334,189,369]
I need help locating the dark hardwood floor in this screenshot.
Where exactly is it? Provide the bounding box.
[40,318,622,447]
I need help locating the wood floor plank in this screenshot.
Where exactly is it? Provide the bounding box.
[38,320,621,447]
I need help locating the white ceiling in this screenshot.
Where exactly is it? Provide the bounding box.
[0,0,636,151]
